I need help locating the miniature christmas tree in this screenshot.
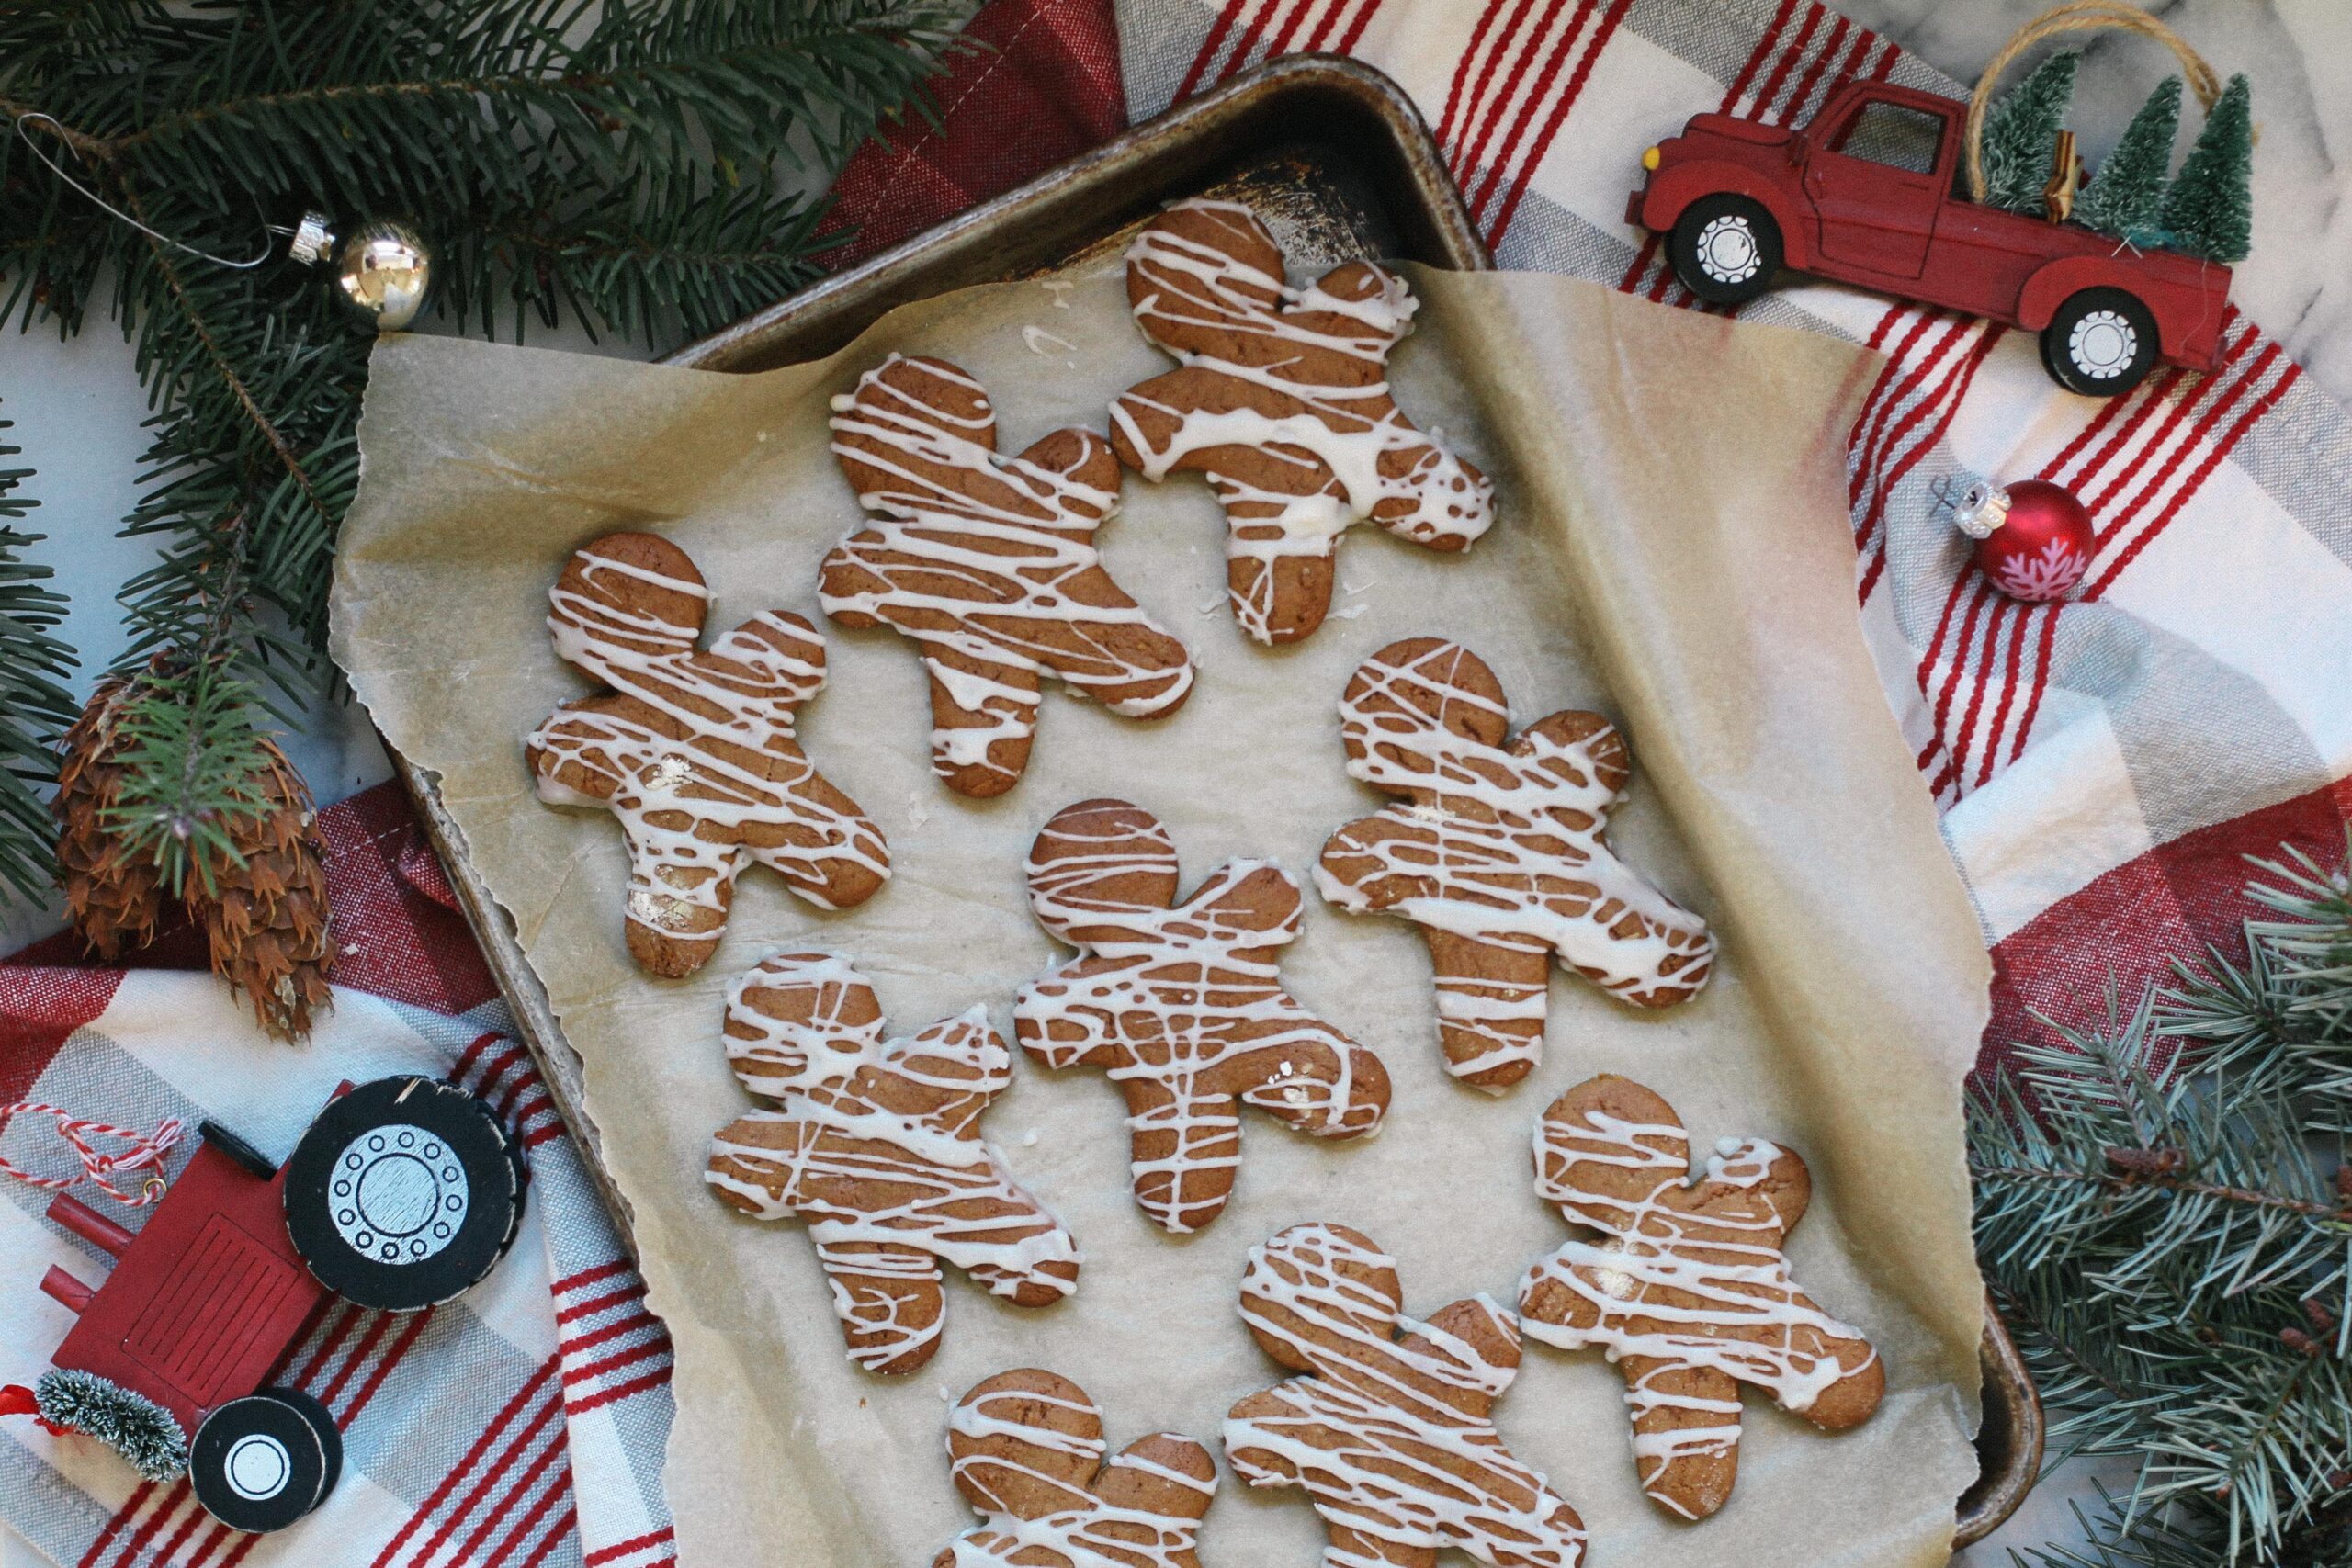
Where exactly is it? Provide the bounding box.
[34,1369,187,1483]
[2160,73,2254,265]
[2075,75,2182,247]
[1981,50,2080,215]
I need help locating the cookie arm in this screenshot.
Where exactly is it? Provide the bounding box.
[736,764,891,912]
[1093,1432,1218,1528]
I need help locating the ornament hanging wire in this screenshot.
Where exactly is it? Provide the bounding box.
[11,111,290,269]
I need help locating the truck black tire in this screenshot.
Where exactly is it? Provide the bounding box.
[2041,288,2157,397]
[282,1076,523,1312]
[190,1389,340,1531]
[1669,195,1782,305]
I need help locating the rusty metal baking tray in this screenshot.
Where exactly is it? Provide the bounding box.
[384,51,2039,1548]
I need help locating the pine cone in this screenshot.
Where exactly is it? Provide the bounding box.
[190,740,334,1042]
[54,678,166,960]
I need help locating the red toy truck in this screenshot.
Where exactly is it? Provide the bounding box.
[1627,80,2233,396]
[9,1077,522,1534]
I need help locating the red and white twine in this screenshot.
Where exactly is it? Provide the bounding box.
[0,1103,184,1205]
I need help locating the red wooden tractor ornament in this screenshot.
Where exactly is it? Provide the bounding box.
[5,1077,524,1534]
[1629,6,2248,398]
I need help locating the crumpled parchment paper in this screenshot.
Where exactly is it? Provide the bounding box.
[333,257,1989,1568]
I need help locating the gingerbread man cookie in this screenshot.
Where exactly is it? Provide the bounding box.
[1013,798,1390,1234]
[1516,1076,1883,1521]
[934,1369,1217,1568]
[820,354,1194,797]
[706,952,1080,1374]
[1225,1222,1588,1568]
[1316,638,1713,1090]
[526,531,888,977]
[1110,199,1493,646]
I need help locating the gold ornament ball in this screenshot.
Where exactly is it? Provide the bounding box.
[334,220,432,332]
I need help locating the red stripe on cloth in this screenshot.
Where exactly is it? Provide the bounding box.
[561,1335,674,1393]
[1254,0,1329,72]
[1848,309,1958,508]
[447,1419,571,1568]
[1750,1,1826,124]
[1328,0,1383,55]
[1974,588,2035,789]
[2085,345,2293,597]
[1853,324,2005,606]
[1984,777,2352,1067]
[368,1359,562,1568]
[1777,14,1850,127]
[1479,0,1636,243]
[76,1482,152,1568]
[1724,0,1803,112]
[1455,0,1568,191]
[1928,589,2013,799]
[391,1386,565,1568]
[563,1306,662,1359]
[2080,331,2259,534]
[558,1280,649,1325]
[1435,0,1515,152]
[1175,0,1262,101]
[2006,602,2064,766]
[556,1258,635,1296]
[586,1529,677,1567]
[516,1506,583,1568]
[568,1365,675,1416]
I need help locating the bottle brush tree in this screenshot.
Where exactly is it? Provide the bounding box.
[1981,49,2081,215]
[2076,75,2182,249]
[2161,73,2255,265]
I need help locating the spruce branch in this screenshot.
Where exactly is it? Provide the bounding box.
[0,406,78,898]
[1,0,978,917]
[1974,842,2352,1565]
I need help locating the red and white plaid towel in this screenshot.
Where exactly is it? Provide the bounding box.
[1,787,675,1568]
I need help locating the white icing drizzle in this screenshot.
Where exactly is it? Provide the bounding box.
[526,535,889,969]
[1516,1086,1880,1517]
[940,1372,1216,1568]
[1012,800,1387,1235]
[705,952,1080,1373]
[1314,639,1713,1086]
[1225,1223,1587,1568]
[818,354,1193,794]
[1111,198,1492,643]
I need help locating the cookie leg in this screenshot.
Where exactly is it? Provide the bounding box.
[618,808,733,977]
[813,1237,944,1375]
[1420,929,1550,1091]
[1620,1355,1742,1520]
[1208,450,1348,646]
[1321,1526,1436,1568]
[922,649,1041,798]
[1125,1084,1243,1235]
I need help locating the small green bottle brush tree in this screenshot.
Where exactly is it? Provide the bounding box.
[1972,840,2352,1567]
[0,0,972,1032]
[1977,49,2254,265]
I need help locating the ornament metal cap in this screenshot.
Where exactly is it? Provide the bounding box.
[1952,480,2011,540]
[286,212,335,267]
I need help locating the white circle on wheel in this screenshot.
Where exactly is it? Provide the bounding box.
[2067,310,2138,379]
[330,1122,469,1264]
[224,1433,292,1501]
[1696,215,1761,285]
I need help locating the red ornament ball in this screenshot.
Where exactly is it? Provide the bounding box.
[1953,479,2093,602]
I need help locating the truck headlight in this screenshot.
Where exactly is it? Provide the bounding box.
[1642,145,1661,171]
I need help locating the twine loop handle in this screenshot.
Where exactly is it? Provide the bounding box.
[1963,1,2221,204]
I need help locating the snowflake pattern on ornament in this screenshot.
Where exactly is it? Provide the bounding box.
[1992,536,2088,602]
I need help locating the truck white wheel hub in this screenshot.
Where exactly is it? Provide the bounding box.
[2068,310,2137,378]
[330,1122,469,1264]
[1695,215,1760,283]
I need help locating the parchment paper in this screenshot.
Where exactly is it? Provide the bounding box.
[332,258,1990,1568]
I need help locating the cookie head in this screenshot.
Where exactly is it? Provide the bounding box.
[547,531,709,671]
[1238,1222,1404,1371]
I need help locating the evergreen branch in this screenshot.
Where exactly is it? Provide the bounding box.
[0,406,78,898]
